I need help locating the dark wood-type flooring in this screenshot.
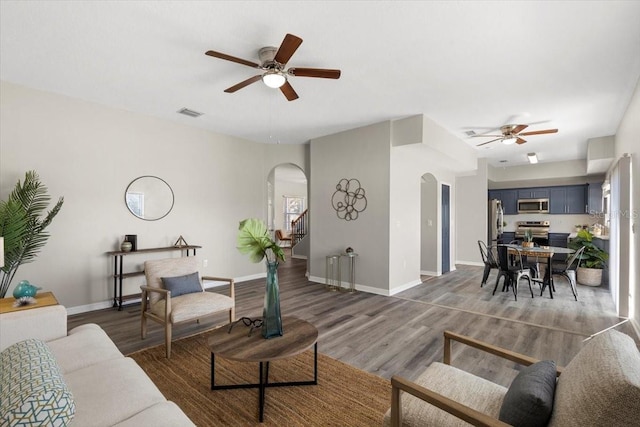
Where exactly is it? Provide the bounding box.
[68,258,637,387]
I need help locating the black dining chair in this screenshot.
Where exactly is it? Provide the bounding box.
[493,245,534,301]
[549,246,585,301]
[478,240,499,287]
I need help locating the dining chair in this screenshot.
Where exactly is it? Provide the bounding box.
[549,245,585,301]
[493,245,534,301]
[477,240,499,287]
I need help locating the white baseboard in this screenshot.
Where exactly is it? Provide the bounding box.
[457,260,484,267]
[421,270,439,276]
[388,279,423,296]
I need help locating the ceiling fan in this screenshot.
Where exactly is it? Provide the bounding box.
[205,33,341,101]
[472,124,558,147]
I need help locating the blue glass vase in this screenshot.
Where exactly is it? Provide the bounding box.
[262,260,283,339]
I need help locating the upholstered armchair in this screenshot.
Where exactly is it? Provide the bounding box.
[141,257,235,358]
[385,329,640,426]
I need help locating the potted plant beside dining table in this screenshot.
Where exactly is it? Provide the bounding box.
[568,229,609,287]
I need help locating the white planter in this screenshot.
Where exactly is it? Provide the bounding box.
[577,267,603,287]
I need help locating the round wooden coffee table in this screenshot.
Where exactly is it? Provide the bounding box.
[208,316,318,422]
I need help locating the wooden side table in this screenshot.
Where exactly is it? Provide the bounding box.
[0,291,59,314]
[208,316,318,422]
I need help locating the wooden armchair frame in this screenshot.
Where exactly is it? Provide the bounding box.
[390,331,563,427]
[140,274,234,358]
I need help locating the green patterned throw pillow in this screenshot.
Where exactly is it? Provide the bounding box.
[0,338,75,426]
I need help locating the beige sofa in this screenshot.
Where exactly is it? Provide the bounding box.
[0,304,195,426]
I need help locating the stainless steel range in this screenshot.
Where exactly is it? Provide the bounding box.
[515,220,550,245]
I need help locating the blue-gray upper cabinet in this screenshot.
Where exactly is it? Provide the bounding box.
[549,185,587,214]
[587,182,603,214]
[517,188,550,199]
[488,189,518,215]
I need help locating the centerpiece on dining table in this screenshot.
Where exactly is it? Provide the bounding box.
[522,229,535,248]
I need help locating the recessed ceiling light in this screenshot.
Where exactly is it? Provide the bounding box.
[499,160,508,163]
[465,130,476,136]
[177,108,203,118]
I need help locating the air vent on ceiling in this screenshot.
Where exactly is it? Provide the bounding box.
[465,130,476,136]
[177,108,203,118]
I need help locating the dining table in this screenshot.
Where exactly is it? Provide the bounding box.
[507,245,575,299]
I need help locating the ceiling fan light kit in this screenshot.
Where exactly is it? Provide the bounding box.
[262,71,286,88]
[205,33,341,101]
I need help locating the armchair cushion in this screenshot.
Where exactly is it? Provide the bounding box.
[382,362,507,427]
[150,292,234,323]
[499,360,557,427]
[161,272,203,298]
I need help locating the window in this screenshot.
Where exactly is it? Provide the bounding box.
[283,196,305,231]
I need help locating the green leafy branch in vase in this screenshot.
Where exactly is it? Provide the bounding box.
[236,218,285,264]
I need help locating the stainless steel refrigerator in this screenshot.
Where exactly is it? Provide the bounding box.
[488,199,504,244]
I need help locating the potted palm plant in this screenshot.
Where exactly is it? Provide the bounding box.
[568,229,608,286]
[0,171,64,298]
[236,218,285,338]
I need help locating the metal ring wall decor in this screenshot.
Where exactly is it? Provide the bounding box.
[331,178,367,221]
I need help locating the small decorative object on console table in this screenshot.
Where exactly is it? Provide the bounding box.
[12,280,41,299]
[237,218,285,339]
[120,239,132,252]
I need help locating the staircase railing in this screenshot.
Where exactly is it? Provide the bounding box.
[291,209,308,247]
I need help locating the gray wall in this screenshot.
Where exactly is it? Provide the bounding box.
[455,158,488,265]
[309,121,391,292]
[0,81,308,313]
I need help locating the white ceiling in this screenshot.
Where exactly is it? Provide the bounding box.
[2,1,639,168]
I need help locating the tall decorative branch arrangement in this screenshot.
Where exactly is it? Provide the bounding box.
[0,171,64,298]
[237,218,285,338]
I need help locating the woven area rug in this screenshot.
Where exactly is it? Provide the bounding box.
[129,330,391,426]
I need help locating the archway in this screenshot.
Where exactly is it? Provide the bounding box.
[267,163,308,239]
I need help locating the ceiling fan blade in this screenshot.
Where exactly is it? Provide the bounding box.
[274,34,303,65]
[516,138,527,144]
[519,129,558,136]
[471,133,503,138]
[288,68,341,79]
[476,137,503,147]
[511,124,528,134]
[224,75,262,93]
[205,50,260,68]
[280,81,299,101]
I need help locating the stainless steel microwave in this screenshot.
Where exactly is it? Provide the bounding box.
[517,198,549,214]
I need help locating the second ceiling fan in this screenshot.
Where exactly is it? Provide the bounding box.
[205,33,341,101]
[473,124,558,146]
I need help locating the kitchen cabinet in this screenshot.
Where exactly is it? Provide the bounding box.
[588,182,604,214]
[499,232,516,244]
[517,188,550,199]
[549,185,587,214]
[549,233,570,261]
[488,189,518,215]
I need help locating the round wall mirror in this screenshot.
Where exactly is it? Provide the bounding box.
[125,176,174,221]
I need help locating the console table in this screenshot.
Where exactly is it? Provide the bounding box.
[106,245,201,310]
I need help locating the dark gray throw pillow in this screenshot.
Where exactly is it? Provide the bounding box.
[499,360,557,427]
[161,272,202,297]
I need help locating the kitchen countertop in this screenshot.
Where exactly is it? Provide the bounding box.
[568,232,609,240]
